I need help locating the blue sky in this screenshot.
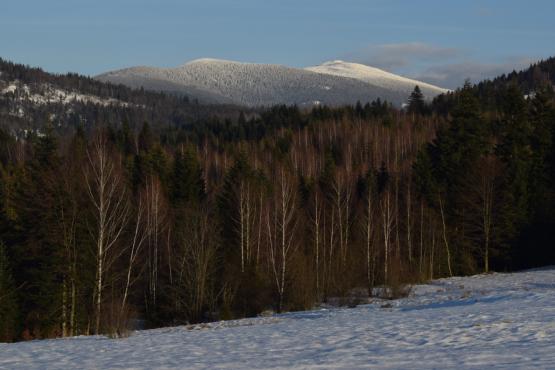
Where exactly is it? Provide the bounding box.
[1,0,554,88]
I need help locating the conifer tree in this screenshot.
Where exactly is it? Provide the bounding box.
[138,122,153,153]
[12,129,65,337]
[0,240,19,342]
[408,85,426,115]
[495,85,533,258]
[171,146,205,205]
[414,82,488,274]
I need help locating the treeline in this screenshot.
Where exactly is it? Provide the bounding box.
[1,80,554,342]
[432,57,555,114]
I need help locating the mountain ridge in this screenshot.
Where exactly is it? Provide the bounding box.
[305,60,447,95]
[96,58,448,107]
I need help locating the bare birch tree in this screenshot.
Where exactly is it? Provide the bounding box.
[461,155,499,273]
[266,167,298,312]
[310,188,323,300]
[176,206,219,321]
[380,189,394,284]
[144,175,167,313]
[85,132,129,334]
[117,194,150,334]
[364,181,376,296]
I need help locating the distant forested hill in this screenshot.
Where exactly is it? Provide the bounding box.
[0,58,253,135]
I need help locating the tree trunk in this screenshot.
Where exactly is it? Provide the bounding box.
[438,194,453,277]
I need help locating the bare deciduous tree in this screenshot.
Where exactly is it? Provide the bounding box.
[117,193,149,334]
[176,206,219,321]
[461,155,499,273]
[380,189,394,284]
[363,181,376,296]
[144,175,167,313]
[266,167,298,312]
[85,132,129,334]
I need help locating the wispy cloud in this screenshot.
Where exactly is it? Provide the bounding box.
[341,42,539,89]
[414,57,536,89]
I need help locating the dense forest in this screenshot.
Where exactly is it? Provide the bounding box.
[0,57,254,135]
[0,58,554,342]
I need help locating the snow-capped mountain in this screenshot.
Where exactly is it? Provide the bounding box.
[96,58,448,107]
[305,60,448,100]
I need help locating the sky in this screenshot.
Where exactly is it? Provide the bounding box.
[1,0,554,89]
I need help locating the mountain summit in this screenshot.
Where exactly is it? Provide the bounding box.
[305,60,447,98]
[96,58,448,107]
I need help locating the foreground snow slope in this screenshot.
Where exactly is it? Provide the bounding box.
[2,268,554,369]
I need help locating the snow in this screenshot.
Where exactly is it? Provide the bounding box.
[183,57,248,66]
[2,268,554,369]
[27,87,129,107]
[96,58,448,107]
[306,60,449,99]
[1,80,131,107]
[1,84,17,94]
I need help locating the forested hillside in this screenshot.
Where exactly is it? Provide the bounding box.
[0,58,554,342]
[0,58,252,135]
[432,56,555,114]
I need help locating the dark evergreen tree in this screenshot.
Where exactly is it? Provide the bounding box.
[117,120,135,156]
[414,82,491,272]
[171,146,205,205]
[509,87,555,266]
[238,111,247,126]
[495,85,533,261]
[0,240,19,342]
[377,162,389,195]
[11,129,65,338]
[408,85,426,115]
[138,122,153,153]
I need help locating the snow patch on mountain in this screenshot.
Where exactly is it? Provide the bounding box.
[1,80,131,107]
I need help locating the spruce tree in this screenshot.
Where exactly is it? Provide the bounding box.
[414,82,490,273]
[408,85,426,115]
[495,84,533,256]
[171,146,205,205]
[138,122,153,153]
[11,129,65,337]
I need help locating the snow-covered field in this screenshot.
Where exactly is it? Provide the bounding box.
[2,268,554,369]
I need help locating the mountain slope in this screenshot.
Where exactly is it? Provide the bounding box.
[0,57,250,134]
[96,58,448,107]
[306,60,449,100]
